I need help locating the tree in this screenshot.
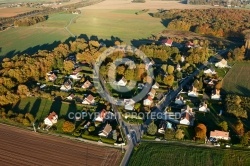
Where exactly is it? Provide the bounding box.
[167,65,174,74]
[147,121,157,135]
[125,69,135,80]
[215,81,222,90]
[134,103,141,112]
[175,129,185,140]
[195,123,207,139]
[164,129,175,139]
[63,61,74,74]
[116,65,125,75]
[193,79,199,89]
[219,121,228,131]
[240,133,249,146]
[163,74,174,87]
[234,120,244,136]
[88,126,95,132]
[161,64,167,72]
[62,121,75,133]
[17,84,30,97]
[175,71,182,80]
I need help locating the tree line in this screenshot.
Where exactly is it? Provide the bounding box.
[14,15,48,27]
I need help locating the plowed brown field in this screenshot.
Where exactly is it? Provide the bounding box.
[0,124,122,166]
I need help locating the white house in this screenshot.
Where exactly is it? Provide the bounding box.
[43,112,58,130]
[143,96,153,106]
[69,73,81,80]
[180,111,194,126]
[95,109,107,122]
[215,59,228,68]
[152,82,160,89]
[210,130,230,140]
[60,80,72,91]
[148,88,156,98]
[124,99,135,111]
[199,102,209,112]
[82,80,92,89]
[211,89,221,100]
[204,68,216,75]
[82,94,95,105]
[98,123,112,137]
[66,94,75,100]
[116,77,127,86]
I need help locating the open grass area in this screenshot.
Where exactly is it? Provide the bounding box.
[128,143,250,166]
[12,97,83,122]
[222,62,250,96]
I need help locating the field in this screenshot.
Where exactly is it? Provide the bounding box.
[128,143,250,166]
[0,7,38,17]
[0,0,217,57]
[222,62,250,96]
[0,124,122,166]
[12,97,84,122]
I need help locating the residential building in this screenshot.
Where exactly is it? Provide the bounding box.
[82,80,92,89]
[124,99,135,111]
[44,112,58,129]
[211,89,221,100]
[180,106,194,126]
[175,96,185,105]
[47,72,57,82]
[188,86,198,97]
[204,68,217,75]
[116,77,127,86]
[66,94,75,100]
[162,39,173,47]
[210,130,230,140]
[152,82,160,89]
[69,72,81,80]
[148,88,156,98]
[143,96,153,106]
[199,102,209,112]
[82,94,95,105]
[215,59,228,68]
[98,123,112,137]
[60,79,72,91]
[95,109,107,122]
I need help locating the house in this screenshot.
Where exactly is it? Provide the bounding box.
[44,112,58,130]
[175,95,185,105]
[188,86,198,97]
[124,99,135,111]
[143,96,153,106]
[199,102,209,112]
[152,82,160,89]
[176,64,181,71]
[60,79,72,91]
[98,123,112,137]
[116,77,127,86]
[69,72,81,80]
[82,94,95,105]
[180,111,194,126]
[162,39,173,47]
[47,72,57,82]
[66,94,75,100]
[95,109,107,122]
[215,59,228,68]
[204,68,217,75]
[210,130,230,140]
[211,89,221,100]
[145,60,154,70]
[82,80,92,89]
[148,88,156,98]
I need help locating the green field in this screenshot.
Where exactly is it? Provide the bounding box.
[222,62,250,96]
[128,143,250,166]
[0,9,164,57]
[12,97,83,122]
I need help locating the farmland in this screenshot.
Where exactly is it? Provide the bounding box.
[222,62,250,96]
[0,7,38,17]
[128,143,250,166]
[0,124,122,166]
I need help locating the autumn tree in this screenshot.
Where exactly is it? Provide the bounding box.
[167,65,174,74]
[164,129,175,140]
[125,69,134,80]
[163,74,174,87]
[175,129,185,140]
[219,121,228,131]
[234,120,244,136]
[17,85,30,97]
[116,65,126,75]
[147,121,157,135]
[63,61,74,74]
[62,121,75,133]
[195,123,207,140]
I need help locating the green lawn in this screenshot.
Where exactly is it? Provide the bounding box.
[222,62,250,96]
[128,143,250,166]
[12,97,83,122]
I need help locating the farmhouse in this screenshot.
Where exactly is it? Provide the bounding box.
[98,123,112,137]
[82,95,95,105]
[210,130,230,140]
[44,112,58,130]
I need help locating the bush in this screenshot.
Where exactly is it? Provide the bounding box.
[88,126,95,132]
[25,113,35,123]
[56,119,65,132]
[62,121,75,133]
[81,134,99,141]
[23,119,30,126]
[101,137,115,144]
[83,130,89,135]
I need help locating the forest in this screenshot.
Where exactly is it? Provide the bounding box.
[152,8,250,38]
[14,15,48,27]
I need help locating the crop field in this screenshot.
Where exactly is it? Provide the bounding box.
[128,143,250,166]
[0,124,122,166]
[12,97,84,122]
[0,7,38,17]
[222,62,250,96]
